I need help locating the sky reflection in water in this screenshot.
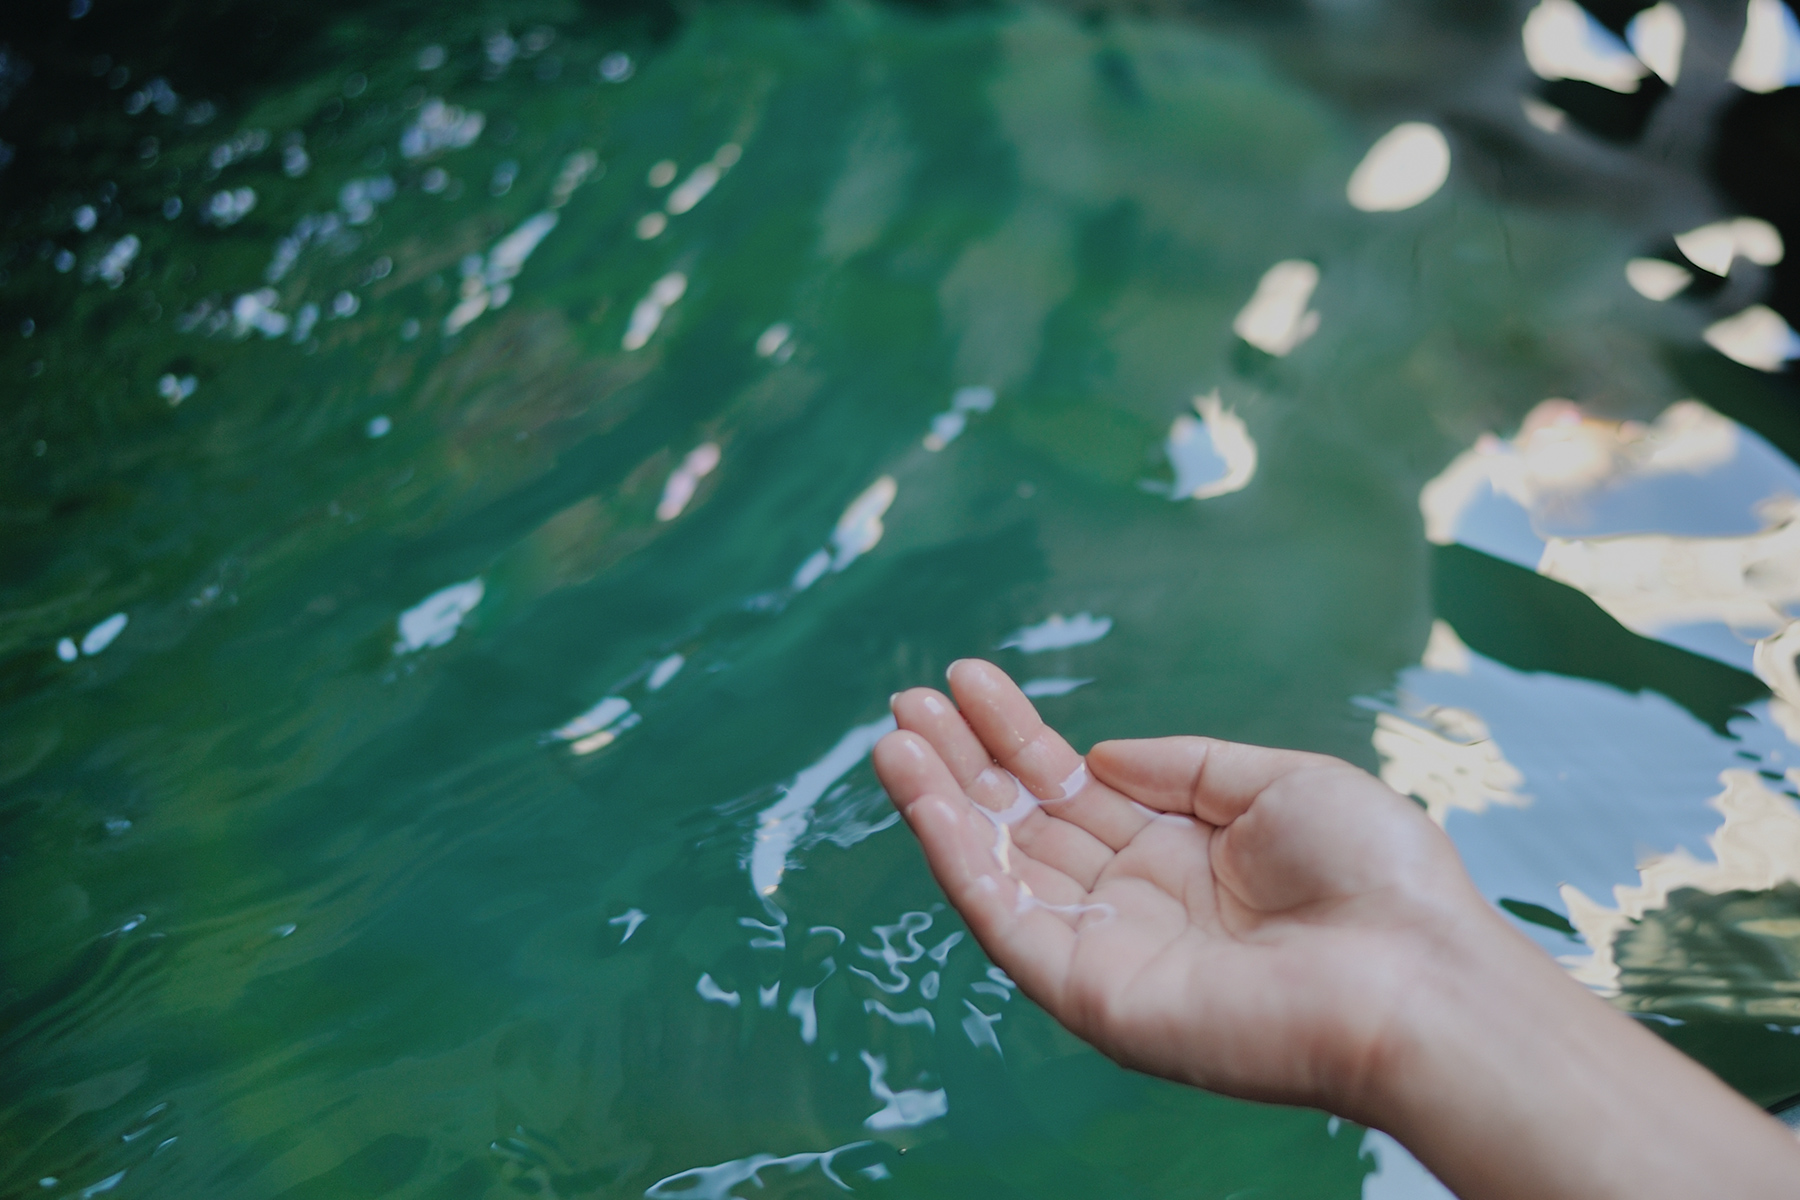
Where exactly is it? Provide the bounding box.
[3,0,1800,1198]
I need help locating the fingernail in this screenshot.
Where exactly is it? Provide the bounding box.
[889,692,900,708]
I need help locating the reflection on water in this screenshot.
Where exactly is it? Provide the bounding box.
[4,0,1800,1194]
[1422,398,1800,667]
[1345,122,1450,214]
[1730,0,1800,93]
[1231,259,1319,357]
[1161,391,1256,500]
[1523,0,1650,93]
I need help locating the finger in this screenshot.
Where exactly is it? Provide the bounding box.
[892,687,994,787]
[874,730,1110,892]
[892,690,1115,888]
[946,659,1153,850]
[872,728,973,819]
[903,792,1076,1008]
[1087,736,1344,826]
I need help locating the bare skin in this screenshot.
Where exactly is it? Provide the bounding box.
[871,658,1800,1200]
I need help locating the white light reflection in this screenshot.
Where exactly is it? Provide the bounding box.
[1755,621,1800,743]
[1704,305,1800,373]
[77,1172,125,1200]
[79,613,128,656]
[696,973,740,1007]
[922,386,996,452]
[788,956,836,1044]
[204,187,256,226]
[445,212,561,335]
[1020,676,1093,698]
[1373,702,1529,825]
[400,99,485,159]
[1624,257,1691,301]
[339,176,395,226]
[1522,0,1649,92]
[1537,496,1800,657]
[754,322,792,359]
[1729,0,1800,93]
[232,289,290,338]
[656,443,721,520]
[667,144,741,215]
[793,477,899,589]
[551,696,639,756]
[1346,123,1450,213]
[157,373,197,406]
[548,149,598,209]
[1361,1129,1455,1200]
[622,272,688,350]
[1522,96,1569,134]
[1625,3,1685,85]
[850,911,932,993]
[394,579,483,653]
[750,716,896,897]
[961,1000,1003,1056]
[1423,399,1800,668]
[1232,260,1320,357]
[1165,391,1256,500]
[999,612,1111,653]
[865,999,935,1032]
[1562,770,1800,995]
[1674,217,1783,277]
[647,653,685,691]
[91,235,139,288]
[647,160,677,188]
[1375,619,1776,964]
[607,908,646,942]
[598,53,634,83]
[644,1142,868,1200]
[859,1051,947,1130]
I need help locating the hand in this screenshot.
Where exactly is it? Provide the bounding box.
[873,659,1509,1118]
[875,660,1800,1199]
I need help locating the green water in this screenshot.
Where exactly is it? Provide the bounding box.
[5,1,1800,1196]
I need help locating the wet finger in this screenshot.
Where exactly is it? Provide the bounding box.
[872,728,970,818]
[947,659,1154,850]
[891,688,1019,812]
[1087,736,1344,826]
[875,730,1111,890]
[903,793,1077,1007]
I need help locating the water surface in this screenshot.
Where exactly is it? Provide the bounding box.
[5,1,1800,1197]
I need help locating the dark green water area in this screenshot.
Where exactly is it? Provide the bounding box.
[4,0,1800,1196]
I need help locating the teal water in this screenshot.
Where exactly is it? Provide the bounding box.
[6,1,1800,1197]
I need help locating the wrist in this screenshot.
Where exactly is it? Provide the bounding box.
[1347,906,1800,1200]
[1338,903,1552,1128]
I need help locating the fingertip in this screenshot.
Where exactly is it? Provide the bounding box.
[891,686,955,724]
[947,657,1019,702]
[874,727,929,763]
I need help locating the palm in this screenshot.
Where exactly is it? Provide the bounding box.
[873,660,1476,1114]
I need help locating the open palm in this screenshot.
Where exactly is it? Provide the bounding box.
[872,659,1492,1118]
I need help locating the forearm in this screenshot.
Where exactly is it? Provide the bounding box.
[1364,916,1800,1200]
